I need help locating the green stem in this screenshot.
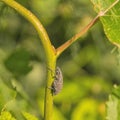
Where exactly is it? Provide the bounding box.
[56,15,99,57]
[0,0,56,120]
[1,0,55,60]
[44,59,56,120]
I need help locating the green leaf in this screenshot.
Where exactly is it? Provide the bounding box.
[112,85,120,98]
[0,79,16,109]
[91,0,120,47]
[106,85,120,120]
[4,49,32,76]
[0,49,14,88]
[22,112,39,120]
[0,111,16,120]
[71,99,99,120]
[53,107,67,120]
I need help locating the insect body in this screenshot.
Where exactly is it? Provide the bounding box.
[51,67,63,95]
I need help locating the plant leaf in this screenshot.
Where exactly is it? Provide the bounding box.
[71,99,99,120]
[4,49,32,76]
[91,0,120,47]
[22,112,39,120]
[106,85,120,120]
[0,111,16,120]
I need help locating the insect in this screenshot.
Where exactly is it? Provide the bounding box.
[51,67,63,95]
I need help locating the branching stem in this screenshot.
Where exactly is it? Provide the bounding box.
[0,0,119,120]
[56,0,119,57]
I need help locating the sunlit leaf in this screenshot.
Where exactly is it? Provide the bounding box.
[0,111,16,120]
[91,0,120,47]
[22,112,39,120]
[71,99,99,120]
[0,79,16,109]
[53,106,67,120]
[106,85,120,120]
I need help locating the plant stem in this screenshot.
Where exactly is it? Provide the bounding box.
[0,0,56,120]
[1,0,118,120]
[56,15,99,57]
[44,59,56,120]
[1,0,55,60]
[56,0,119,57]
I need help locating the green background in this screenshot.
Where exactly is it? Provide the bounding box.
[0,0,120,120]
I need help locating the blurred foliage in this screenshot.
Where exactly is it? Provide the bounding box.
[22,112,39,120]
[0,0,120,120]
[4,49,32,77]
[0,111,16,120]
[106,85,120,120]
[0,111,40,120]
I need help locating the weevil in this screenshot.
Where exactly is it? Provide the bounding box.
[50,67,63,95]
